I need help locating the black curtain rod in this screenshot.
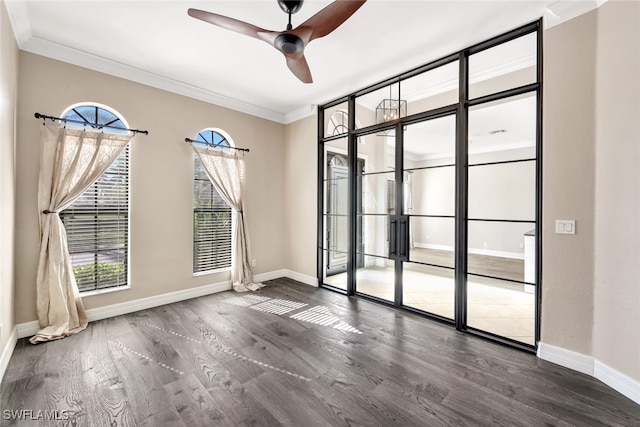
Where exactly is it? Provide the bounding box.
[185,138,249,152]
[34,112,149,135]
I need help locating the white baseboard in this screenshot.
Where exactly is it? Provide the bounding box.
[0,326,18,384]
[16,280,233,339]
[255,269,317,287]
[16,321,39,339]
[414,242,524,260]
[282,269,318,287]
[255,269,287,283]
[415,242,452,251]
[594,360,640,405]
[537,342,594,375]
[538,342,640,405]
[15,270,317,339]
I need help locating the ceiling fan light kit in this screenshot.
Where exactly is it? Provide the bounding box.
[188,0,367,83]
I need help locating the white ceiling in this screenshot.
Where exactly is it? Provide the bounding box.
[5,0,601,124]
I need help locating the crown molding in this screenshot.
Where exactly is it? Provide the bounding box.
[284,104,317,124]
[4,1,287,124]
[4,0,31,47]
[544,0,604,29]
[6,0,609,125]
[20,36,287,123]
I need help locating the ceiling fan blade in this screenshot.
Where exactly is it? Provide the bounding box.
[285,54,313,83]
[292,0,366,43]
[188,8,278,44]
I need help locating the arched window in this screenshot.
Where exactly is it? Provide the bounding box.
[61,103,129,133]
[193,128,233,273]
[59,103,130,293]
[327,110,349,136]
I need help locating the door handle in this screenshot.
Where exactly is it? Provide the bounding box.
[399,216,409,261]
[389,218,397,257]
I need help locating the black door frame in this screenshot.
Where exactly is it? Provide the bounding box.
[317,20,543,353]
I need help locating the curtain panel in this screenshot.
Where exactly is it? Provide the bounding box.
[32,125,133,343]
[192,145,263,292]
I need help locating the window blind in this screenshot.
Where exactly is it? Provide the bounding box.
[193,156,232,272]
[60,147,129,292]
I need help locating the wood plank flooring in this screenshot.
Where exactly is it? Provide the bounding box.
[2,278,639,426]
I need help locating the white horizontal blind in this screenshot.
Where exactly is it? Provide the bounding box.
[193,155,232,272]
[60,147,129,292]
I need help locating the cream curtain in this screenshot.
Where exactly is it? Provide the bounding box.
[32,125,133,344]
[192,145,263,292]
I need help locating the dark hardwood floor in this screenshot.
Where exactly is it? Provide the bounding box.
[2,278,639,426]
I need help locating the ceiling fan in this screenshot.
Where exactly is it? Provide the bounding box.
[188,0,367,84]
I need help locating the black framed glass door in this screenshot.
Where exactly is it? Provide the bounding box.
[353,128,397,303]
[318,20,542,352]
[401,115,457,320]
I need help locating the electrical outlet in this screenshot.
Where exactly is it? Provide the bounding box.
[519,242,524,249]
[251,259,256,267]
[0,323,3,342]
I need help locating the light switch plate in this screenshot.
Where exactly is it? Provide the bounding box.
[556,220,576,234]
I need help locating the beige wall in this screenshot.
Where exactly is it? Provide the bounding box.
[541,10,597,355]
[284,115,317,278]
[593,0,640,381]
[0,0,18,356]
[15,52,286,323]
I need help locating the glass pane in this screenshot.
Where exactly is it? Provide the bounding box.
[63,110,83,123]
[325,137,348,167]
[73,105,97,124]
[358,172,395,215]
[469,32,537,99]
[356,82,401,128]
[356,255,394,302]
[357,133,395,174]
[96,108,118,126]
[403,61,459,115]
[468,161,535,221]
[467,220,535,283]
[469,92,537,165]
[357,214,390,258]
[324,147,349,231]
[323,250,347,289]
[467,275,535,345]
[324,102,349,137]
[404,115,456,168]
[403,263,454,319]
[324,179,348,215]
[406,167,454,216]
[324,214,348,253]
[409,216,455,268]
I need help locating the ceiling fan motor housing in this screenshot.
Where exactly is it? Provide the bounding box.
[275,33,305,54]
[278,0,303,14]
